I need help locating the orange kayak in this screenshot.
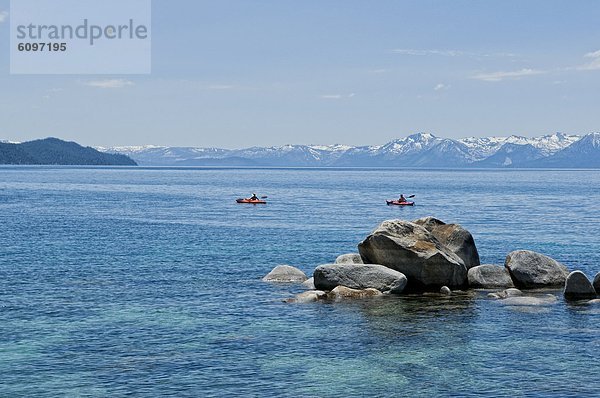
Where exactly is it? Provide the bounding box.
[236,198,267,204]
[386,200,415,206]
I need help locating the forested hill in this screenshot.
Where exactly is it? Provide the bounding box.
[0,138,137,166]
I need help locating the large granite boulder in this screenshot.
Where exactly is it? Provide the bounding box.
[564,271,597,300]
[334,253,364,265]
[504,250,569,288]
[358,220,468,289]
[262,265,307,283]
[468,264,514,288]
[328,286,382,300]
[594,272,600,295]
[413,217,480,269]
[313,263,407,294]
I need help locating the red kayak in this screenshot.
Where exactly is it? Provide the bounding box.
[386,200,415,206]
[236,198,267,204]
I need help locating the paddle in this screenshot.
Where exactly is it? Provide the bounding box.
[261,196,268,199]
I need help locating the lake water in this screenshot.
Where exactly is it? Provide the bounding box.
[1,167,599,397]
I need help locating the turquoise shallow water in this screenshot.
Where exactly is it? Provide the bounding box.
[0,167,599,397]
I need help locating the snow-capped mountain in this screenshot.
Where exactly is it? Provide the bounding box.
[458,133,579,160]
[526,132,600,168]
[471,143,544,167]
[328,133,476,166]
[96,132,598,168]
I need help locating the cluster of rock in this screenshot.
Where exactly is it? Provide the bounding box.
[261,217,600,304]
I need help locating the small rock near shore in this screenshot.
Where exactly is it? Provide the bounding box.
[505,250,569,288]
[262,265,308,283]
[468,264,514,288]
[564,271,597,300]
[593,272,600,295]
[314,263,407,294]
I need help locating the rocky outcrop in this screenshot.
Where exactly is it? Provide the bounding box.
[413,217,480,269]
[262,265,308,283]
[468,264,514,288]
[285,290,327,303]
[564,271,597,300]
[313,263,407,294]
[358,219,468,289]
[328,286,382,300]
[334,253,364,265]
[504,250,569,288]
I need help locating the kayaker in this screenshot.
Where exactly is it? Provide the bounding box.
[250,193,259,200]
[398,194,406,202]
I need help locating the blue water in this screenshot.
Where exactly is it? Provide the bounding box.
[1,167,599,397]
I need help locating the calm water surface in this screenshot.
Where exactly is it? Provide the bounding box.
[0,167,599,397]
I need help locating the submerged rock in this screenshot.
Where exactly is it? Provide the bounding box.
[334,253,364,265]
[358,219,468,289]
[313,263,407,294]
[564,271,597,300]
[413,217,480,269]
[468,264,514,288]
[488,288,523,300]
[285,290,327,303]
[328,286,382,300]
[262,265,308,283]
[499,295,558,306]
[504,250,569,288]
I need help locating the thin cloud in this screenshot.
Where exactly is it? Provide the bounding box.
[320,93,355,100]
[434,83,449,91]
[0,10,8,23]
[207,84,235,90]
[392,48,516,58]
[577,50,600,70]
[471,68,544,82]
[85,79,135,89]
[392,49,463,57]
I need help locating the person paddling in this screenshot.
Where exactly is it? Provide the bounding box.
[250,193,259,200]
[398,194,407,203]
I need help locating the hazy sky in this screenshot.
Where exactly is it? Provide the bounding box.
[1,0,600,148]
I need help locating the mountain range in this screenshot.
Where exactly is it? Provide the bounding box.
[96,132,599,168]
